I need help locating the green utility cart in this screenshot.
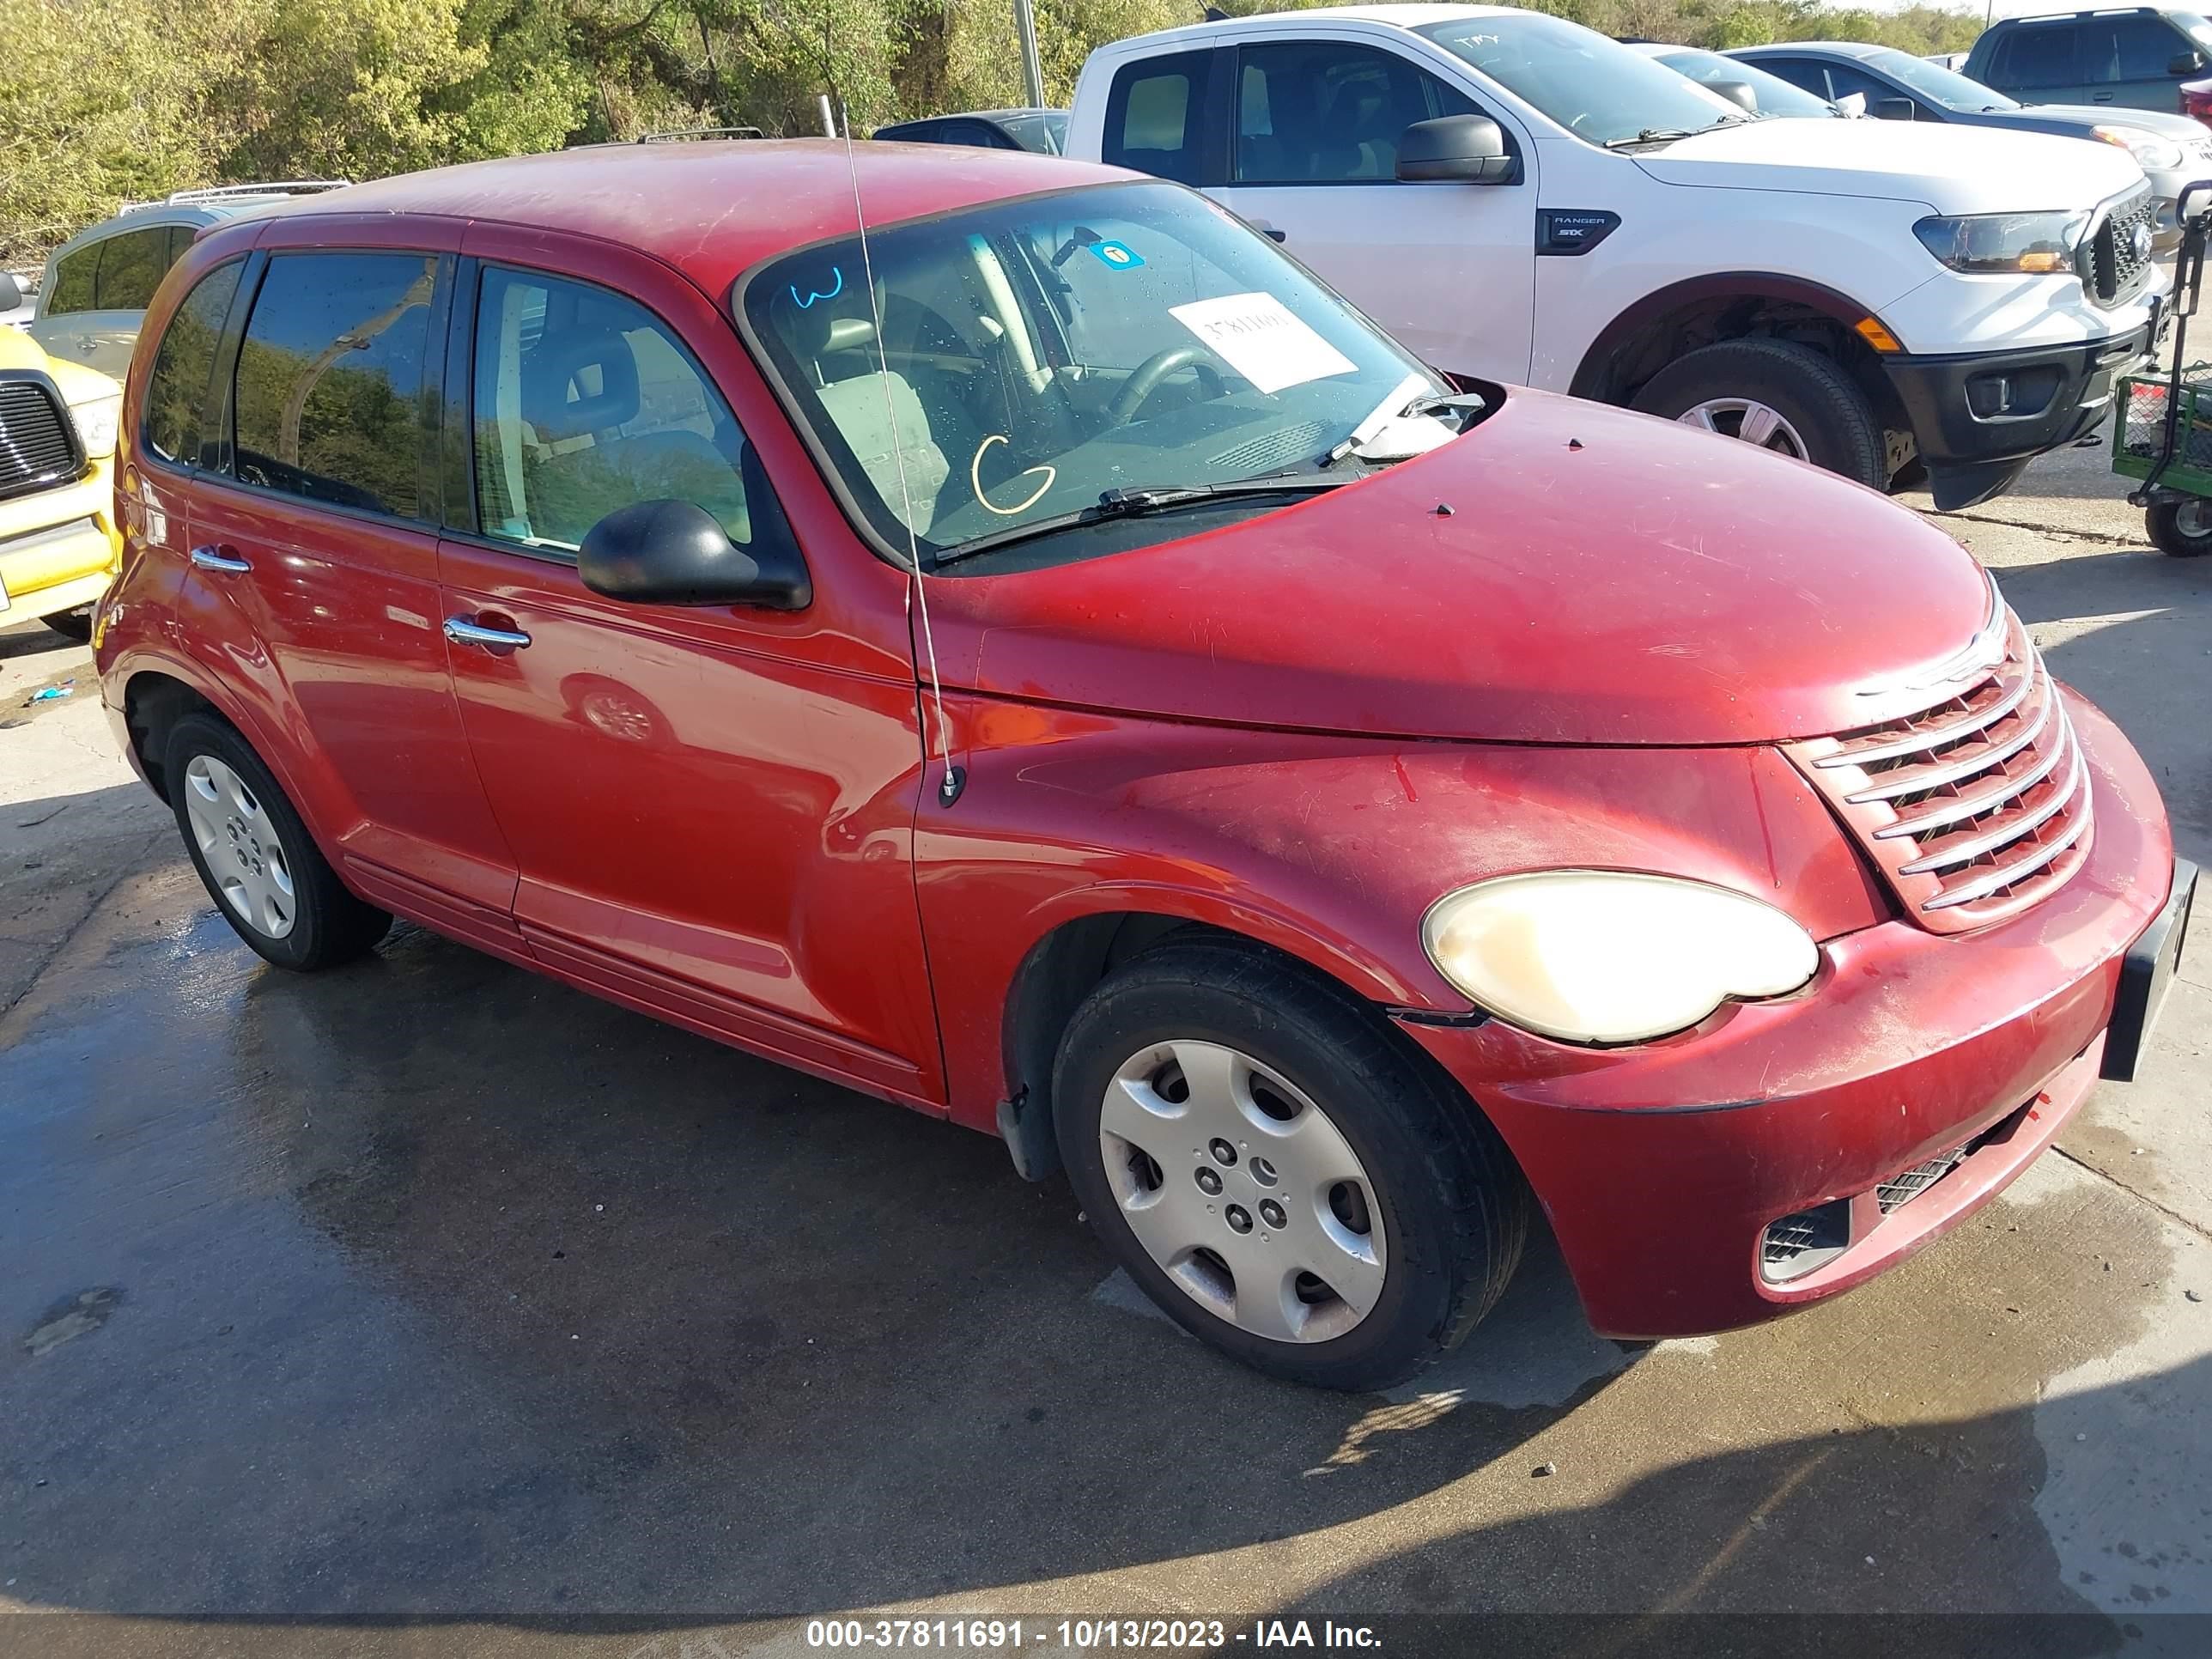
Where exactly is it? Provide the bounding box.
[2114,181,2212,557]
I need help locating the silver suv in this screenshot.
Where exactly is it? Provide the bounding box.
[28,182,345,380]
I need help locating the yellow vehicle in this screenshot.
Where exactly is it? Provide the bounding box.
[0,324,122,641]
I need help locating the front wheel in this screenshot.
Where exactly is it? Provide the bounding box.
[1632,338,1889,492]
[1054,940,1528,1390]
[2147,496,2212,557]
[164,713,393,971]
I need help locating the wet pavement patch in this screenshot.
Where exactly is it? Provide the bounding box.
[21,1288,121,1358]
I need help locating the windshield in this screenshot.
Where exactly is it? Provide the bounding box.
[741,181,1443,567]
[1006,111,1068,154]
[1652,47,1839,118]
[1416,13,1744,147]
[1862,47,2021,112]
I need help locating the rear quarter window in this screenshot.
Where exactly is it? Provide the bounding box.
[143,260,245,468]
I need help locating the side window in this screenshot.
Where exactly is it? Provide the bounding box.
[44,246,98,317]
[2002,22,2081,89]
[1104,51,1216,185]
[471,265,766,555]
[94,229,171,312]
[143,260,244,468]
[1235,43,1467,183]
[1750,58,1827,97]
[1821,64,1906,108]
[2084,17,2188,83]
[232,251,438,518]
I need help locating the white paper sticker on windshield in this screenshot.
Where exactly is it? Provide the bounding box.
[1168,292,1357,396]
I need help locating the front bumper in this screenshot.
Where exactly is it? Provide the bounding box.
[0,460,119,623]
[1398,691,2178,1340]
[1883,324,2151,510]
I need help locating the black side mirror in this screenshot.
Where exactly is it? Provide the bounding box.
[1708,78,1761,115]
[0,272,23,313]
[2172,50,2208,76]
[1396,115,1515,184]
[1874,96,1917,121]
[578,499,811,610]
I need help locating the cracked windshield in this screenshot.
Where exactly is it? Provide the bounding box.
[743,181,1453,565]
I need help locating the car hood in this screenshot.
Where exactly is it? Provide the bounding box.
[1632,118,2147,213]
[0,324,118,406]
[1995,104,2212,145]
[932,389,1996,747]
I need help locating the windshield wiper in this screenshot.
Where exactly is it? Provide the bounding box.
[936,474,1355,564]
[1604,116,1748,150]
[1320,389,1487,469]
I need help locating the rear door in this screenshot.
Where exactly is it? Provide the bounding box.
[1208,37,1535,384]
[435,230,943,1103]
[1983,21,2087,106]
[181,226,522,942]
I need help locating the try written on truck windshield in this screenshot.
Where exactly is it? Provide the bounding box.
[738,182,1446,567]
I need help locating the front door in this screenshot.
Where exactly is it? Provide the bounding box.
[186,240,521,937]
[1211,39,1537,384]
[437,251,942,1103]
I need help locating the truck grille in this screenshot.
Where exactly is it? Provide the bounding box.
[0,374,85,503]
[1788,606,2093,934]
[2083,185,2155,308]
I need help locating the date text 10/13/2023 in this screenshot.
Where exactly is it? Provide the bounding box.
[803,1619,1382,1650]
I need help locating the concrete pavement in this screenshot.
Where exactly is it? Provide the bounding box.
[2,447,2208,1658]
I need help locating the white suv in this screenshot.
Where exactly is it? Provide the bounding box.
[1066,4,2165,507]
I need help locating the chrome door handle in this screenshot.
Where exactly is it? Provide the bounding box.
[442,616,532,650]
[189,545,252,573]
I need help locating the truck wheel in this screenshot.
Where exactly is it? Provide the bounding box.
[2147,498,2212,557]
[1053,939,1528,1391]
[1632,339,1888,491]
[164,713,393,971]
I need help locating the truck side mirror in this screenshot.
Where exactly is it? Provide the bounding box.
[1874,96,1917,121]
[1709,79,1761,115]
[0,273,23,313]
[2171,50,2207,76]
[1395,115,1515,184]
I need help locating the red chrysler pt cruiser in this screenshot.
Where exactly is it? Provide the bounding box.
[94,142,2193,1389]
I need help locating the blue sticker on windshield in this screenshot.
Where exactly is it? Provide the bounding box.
[790,266,844,308]
[1089,240,1144,270]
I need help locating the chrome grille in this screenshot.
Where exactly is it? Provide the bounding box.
[1789,608,2094,933]
[0,374,82,502]
[2084,185,2156,308]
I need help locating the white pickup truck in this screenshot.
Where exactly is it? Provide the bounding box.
[1064,3,2166,507]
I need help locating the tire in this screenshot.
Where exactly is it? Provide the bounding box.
[163,712,392,971]
[2147,497,2212,557]
[1632,338,1888,492]
[1053,939,1528,1391]
[44,606,94,643]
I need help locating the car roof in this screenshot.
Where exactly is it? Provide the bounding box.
[1734,41,1888,59]
[1095,3,1532,53]
[252,140,1128,296]
[45,191,338,264]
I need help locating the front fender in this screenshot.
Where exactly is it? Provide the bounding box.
[918,696,1888,1132]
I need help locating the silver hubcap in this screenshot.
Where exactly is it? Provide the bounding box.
[1676,398,1807,458]
[2177,500,2212,538]
[183,754,296,939]
[1099,1041,1386,1344]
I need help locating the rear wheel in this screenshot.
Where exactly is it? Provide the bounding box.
[1054,940,1527,1390]
[2147,496,2212,557]
[44,606,94,643]
[164,713,392,971]
[1632,338,1888,492]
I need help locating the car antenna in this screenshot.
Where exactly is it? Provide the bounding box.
[830,68,966,806]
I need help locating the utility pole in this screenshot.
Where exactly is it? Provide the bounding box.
[1014,0,1046,110]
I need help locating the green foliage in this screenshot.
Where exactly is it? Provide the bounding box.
[2,0,1990,262]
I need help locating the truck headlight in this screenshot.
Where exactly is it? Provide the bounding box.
[1912,210,2091,276]
[2093,125,2184,171]
[1420,872,1819,1045]
[70,392,121,459]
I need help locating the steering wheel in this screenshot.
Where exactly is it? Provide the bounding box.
[1105,346,1225,425]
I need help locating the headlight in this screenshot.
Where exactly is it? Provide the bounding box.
[1912,211,2090,276]
[1420,871,1820,1045]
[69,392,121,458]
[2094,125,2185,171]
